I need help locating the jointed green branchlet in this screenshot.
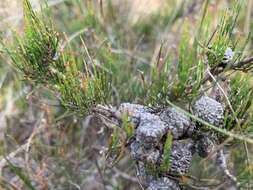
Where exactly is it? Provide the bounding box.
[206,1,242,67]
[4,0,110,114]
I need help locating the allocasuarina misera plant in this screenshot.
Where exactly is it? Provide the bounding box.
[1,0,253,189]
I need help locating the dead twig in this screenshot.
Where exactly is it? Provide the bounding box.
[0,144,27,174]
[113,167,139,184]
[0,175,19,190]
[202,56,253,84]
[94,159,108,190]
[232,56,253,71]
[0,112,48,174]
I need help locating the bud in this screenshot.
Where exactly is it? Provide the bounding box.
[222,47,234,65]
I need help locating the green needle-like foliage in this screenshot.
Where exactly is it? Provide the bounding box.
[3,0,110,114]
[148,27,204,105]
[0,0,253,188]
[226,73,253,131]
[206,1,242,67]
[10,0,62,83]
[148,57,171,105]
[173,29,204,99]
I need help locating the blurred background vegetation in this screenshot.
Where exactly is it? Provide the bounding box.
[0,0,252,189]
